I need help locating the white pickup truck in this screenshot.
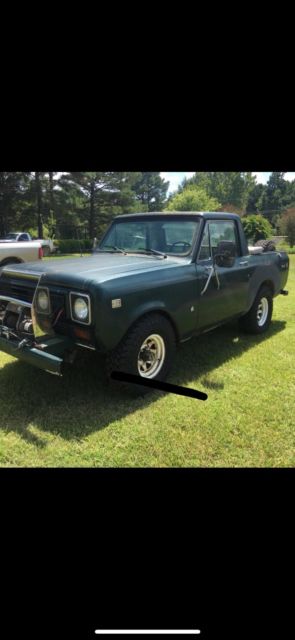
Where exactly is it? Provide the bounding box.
[0,240,43,267]
[0,232,56,256]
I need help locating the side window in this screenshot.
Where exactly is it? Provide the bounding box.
[198,223,211,260]
[209,221,240,257]
[19,234,28,241]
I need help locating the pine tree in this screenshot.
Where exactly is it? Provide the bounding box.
[258,173,289,225]
[62,173,139,238]
[132,172,169,211]
[0,172,29,236]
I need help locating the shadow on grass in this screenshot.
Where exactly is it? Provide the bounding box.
[0,319,286,446]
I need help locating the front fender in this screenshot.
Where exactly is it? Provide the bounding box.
[90,264,198,351]
[94,298,177,351]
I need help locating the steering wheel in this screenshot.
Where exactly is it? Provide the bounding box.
[170,241,191,252]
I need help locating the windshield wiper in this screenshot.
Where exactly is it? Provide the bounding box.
[128,249,167,259]
[97,245,127,255]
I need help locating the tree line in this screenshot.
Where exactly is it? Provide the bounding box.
[1,171,295,245]
[0,172,169,240]
[167,172,295,223]
[166,172,295,245]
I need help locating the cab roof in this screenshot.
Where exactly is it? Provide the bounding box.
[114,211,241,221]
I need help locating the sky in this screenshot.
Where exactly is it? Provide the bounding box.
[160,172,295,195]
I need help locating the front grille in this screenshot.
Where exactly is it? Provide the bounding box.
[0,276,65,312]
[0,277,37,303]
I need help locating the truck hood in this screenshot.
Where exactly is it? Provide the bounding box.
[1,253,188,288]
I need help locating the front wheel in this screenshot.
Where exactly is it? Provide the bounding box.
[106,313,176,394]
[239,286,273,334]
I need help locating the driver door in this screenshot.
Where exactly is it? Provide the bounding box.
[196,220,250,330]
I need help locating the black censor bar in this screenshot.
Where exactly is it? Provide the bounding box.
[111,371,208,401]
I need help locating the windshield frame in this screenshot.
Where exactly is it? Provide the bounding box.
[97,215,202,259]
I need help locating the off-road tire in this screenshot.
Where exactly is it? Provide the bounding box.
[255,239,276,252]
[239,285,273,334]
[106,313,176,395]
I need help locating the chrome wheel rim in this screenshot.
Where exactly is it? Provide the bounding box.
[137,334,166,378]
[257,297,269,326]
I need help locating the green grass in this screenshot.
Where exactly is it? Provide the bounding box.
[44,253,92,260]
[276,241,295,254]
[0,257,294,467]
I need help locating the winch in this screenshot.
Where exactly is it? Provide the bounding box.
[18,317,34,335]
[0,300,34,342]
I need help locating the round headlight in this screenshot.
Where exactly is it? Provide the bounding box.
[73,297,89,320]
[37,289,49,312]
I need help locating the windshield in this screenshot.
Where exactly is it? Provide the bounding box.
[6,233,18,239]
[98,218,200,256]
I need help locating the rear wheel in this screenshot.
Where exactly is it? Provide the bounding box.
[239,286,273,334]
[106,313,176,394]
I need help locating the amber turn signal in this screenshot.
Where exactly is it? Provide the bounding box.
[73,327,91,341]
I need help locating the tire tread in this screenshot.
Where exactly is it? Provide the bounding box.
[239,285,273,334]
[106,313,176,394]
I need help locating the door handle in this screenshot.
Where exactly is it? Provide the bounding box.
[239,260,248,265]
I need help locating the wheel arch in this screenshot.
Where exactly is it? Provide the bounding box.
[242,278,275,318]
[126,307,180,344]
[0,257,23,267]
[257,279,275,296]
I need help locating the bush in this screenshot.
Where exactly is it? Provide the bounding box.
[217,203,245,216]
[166,186,220,211]
[279,208,295,248]
[27,224,54,239]
[54,239,93,254]
[241,214,273,243]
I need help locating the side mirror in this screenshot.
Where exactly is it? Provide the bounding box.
[214,241,236,268]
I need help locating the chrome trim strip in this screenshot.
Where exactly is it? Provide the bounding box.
[31,274,49,338]
[75,342,96,350]
[0,295,32,308]
[2,270,42,279]
[45,369,63,377]
[69,291,91,325]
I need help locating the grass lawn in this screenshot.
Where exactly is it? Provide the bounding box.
[0,255,294,467]
[44,253,92,259]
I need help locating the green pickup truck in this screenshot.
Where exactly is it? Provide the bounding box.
[0,212,289,388]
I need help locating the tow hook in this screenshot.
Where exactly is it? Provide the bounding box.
[280,289,288,295]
